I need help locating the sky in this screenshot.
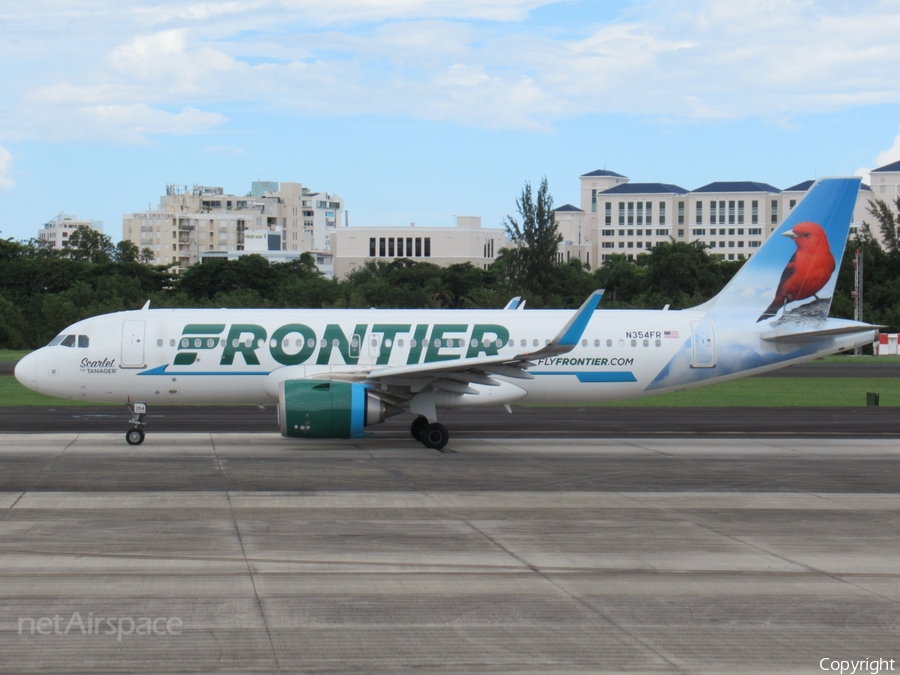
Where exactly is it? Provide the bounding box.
[2,0,900,242]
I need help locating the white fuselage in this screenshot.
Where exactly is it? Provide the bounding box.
[14,306,874,407]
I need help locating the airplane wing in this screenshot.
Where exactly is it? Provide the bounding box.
[361,290,604,393]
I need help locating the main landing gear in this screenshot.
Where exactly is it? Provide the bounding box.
[126,402,147,445]
[410,415,449,450]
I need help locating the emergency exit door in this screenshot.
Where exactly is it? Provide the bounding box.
[121,320,146,368]
[691,320,716,368]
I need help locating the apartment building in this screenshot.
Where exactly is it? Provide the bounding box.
[330,216,506,278]
[122,181,343,273]
[37,213,104,249]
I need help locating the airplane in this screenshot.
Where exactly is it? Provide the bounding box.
[15,177,877,449]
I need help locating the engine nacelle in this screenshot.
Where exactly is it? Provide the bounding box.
[278,380,401,438]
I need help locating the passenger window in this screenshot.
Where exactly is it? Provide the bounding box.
[60,335,76,348]
[157,339,163,347]
[78,335,89,348]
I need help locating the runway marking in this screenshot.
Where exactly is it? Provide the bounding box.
[211,435,282,674]
[0,433,79,525]
[1,547,900,577]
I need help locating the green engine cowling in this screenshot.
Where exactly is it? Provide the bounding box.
[278,380,402,438]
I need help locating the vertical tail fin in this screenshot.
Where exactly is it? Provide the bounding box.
[703,177,861,322]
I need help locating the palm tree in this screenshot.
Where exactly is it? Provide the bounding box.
[423,277,454,308]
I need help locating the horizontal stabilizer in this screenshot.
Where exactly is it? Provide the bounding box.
[761,324,880,344]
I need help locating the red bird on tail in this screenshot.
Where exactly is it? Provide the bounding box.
[757,221,835,322]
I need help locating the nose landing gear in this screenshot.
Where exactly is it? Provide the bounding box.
[126,402,147,445]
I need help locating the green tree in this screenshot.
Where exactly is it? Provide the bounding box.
[115,239,141,264]
[65,227,115,264]
[867,197,900,257]
[423,277,454,308]
[502,177,562,298]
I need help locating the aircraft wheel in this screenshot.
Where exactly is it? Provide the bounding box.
[126,429,145,446]
[410,416,428,440]
[421,423,449,450]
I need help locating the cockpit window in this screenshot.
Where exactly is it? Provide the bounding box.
[48,335,65,347]
[60,335,77,348]
[78,335,89,348]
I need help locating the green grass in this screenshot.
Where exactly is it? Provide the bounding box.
[0,350,30,362]
[819,354,900,363]
[1,373,897,408]
[0,376,104,407]
[582,377,900,407]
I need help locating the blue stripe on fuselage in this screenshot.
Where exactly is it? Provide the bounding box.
[533,371,637,383]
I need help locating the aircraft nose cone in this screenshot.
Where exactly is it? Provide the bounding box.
[14,352,37,387]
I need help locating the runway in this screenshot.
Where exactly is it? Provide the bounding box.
[2,404,900,437]
[0,432,898,673]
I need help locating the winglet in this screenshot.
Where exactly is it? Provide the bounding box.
[517,289,604,360]
[557,289,604,347]
[503,296,521,310]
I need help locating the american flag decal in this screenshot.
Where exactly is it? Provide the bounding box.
[664,330,679,339]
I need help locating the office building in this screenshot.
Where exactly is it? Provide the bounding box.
[566,170,873,265]
[330,216,506,278]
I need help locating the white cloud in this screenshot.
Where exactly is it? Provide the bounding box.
[3,0,900,141]
[856,125,900,184]
[0,144,13,190]
[145,0,559,25]
[874,127,900,169]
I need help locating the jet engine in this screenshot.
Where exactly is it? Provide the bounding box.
[277,380,402,438]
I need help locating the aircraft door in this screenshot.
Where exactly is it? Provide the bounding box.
[121,320,146,368]
[691,320,716,368]
[368,334,380,358]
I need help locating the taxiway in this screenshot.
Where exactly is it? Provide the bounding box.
[0,433,897,673]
